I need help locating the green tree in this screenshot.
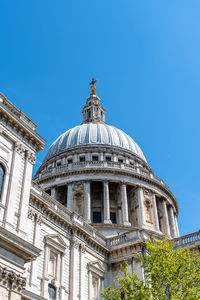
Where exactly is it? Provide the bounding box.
[101,237,200,300]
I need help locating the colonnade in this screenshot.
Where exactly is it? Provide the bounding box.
[50,181,179,238]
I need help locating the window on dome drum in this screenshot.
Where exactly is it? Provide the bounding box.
[80,156,85,162]
[88,111,91,118]
[67,158,72,164]
[118,159,123,163]
[105,156,111,162]
[110,212,116,224]
[92,156,99,162]
[93,211,102,223]
[0,164,5,200]
[48,284,56,300]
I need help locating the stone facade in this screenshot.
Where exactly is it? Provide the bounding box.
[0,86,198,300]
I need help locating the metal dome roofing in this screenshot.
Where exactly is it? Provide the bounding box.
[43,123,146,162]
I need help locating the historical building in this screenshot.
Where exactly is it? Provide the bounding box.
[0,80,199,300]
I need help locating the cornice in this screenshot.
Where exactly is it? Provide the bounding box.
[0,94,46,152]
[0,227,41,263]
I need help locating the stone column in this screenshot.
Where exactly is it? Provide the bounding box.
[137,187,145,228]
[121,183,131,226]
[103,181,111,224]
[162,199,171,237]
[84,181,91,223]
[51,186,57,199]
[152,193,159,231]
[175,214,180,237]
[67,183,73,211]
[168,205,176,238]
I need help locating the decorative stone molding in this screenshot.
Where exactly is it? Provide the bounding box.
[45,234,67,253]
[0,92,46,152]
[0,266,26,294]
[14,142,25,156]
[26,150,36,165]
[28,208,42,225]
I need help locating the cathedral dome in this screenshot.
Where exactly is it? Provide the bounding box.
[43,123,146,162]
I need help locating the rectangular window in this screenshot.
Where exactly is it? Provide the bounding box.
[93,212,102,223]
[67,159,73,164]
[118,159,123,163]
[80,156,85,162]
[49,251,57,277]
[48,284,56,300]
[92,156,99,162]
[110,212,116,224]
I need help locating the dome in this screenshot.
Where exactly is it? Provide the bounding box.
[43,123,146,162]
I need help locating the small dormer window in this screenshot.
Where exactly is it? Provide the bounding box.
[56,161,61,167]
[80,156,85,162]
[105,156,111,162]
[92,156,99,162]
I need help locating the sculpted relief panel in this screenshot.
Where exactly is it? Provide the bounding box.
[143,190,154,229]
[72,183,84,216]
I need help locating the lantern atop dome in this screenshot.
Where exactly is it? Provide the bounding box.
[82,79,106,124]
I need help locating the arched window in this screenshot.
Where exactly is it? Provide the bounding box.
[0,164,5,200]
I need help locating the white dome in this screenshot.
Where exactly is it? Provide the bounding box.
[43,123,146,162]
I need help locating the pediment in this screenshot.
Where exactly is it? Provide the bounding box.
[44,234,67,253]
[88,260,104,277]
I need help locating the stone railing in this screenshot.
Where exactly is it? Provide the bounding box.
[34,161,173,197]
[106,230,143,247]
[36,161,154,181]
[174,231,200,247]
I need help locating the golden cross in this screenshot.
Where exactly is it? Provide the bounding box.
[89,78,98,95]
[89,78,98,86]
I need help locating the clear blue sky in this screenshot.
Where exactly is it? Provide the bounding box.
[0,0,200,236]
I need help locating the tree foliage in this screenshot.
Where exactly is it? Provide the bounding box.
[101,237,200,299]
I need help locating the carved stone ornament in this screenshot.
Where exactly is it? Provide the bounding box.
[0,266,26,294]
[28,208,35,220]
[14,142,25,156]
[28,208,42,225]
[26,150,36,165]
